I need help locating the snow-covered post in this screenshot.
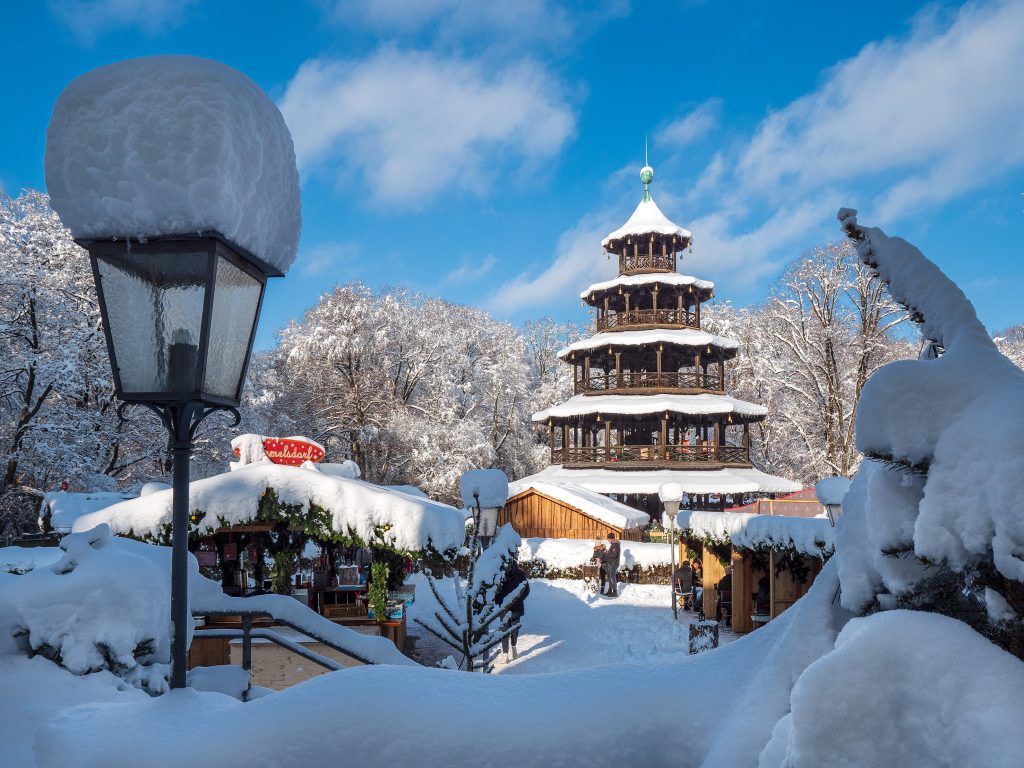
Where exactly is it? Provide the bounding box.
[659,482,683,619]
[460,469,508,553]
[44,56,301,689]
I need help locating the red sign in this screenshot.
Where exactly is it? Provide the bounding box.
[232,436,325,466]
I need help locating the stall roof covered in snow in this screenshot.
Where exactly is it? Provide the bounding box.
[71,463,465,552]
[601,196,691,249]
[44,56,301,273]
[41,491,135,534]
[507,481,650,530]
[532,393,767,422]
[516,464,802,496]
[580,272,714,300]
[685,510,835,557]
[558,329,739,359]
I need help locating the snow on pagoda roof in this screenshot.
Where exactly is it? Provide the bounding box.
[71,462,466,552]
[580,272,714,299]
[507,479,650,530]
[533,393,767,421]
[558,329,739,359]
[514,464,802,496]
[601,196,691,249]
[684,510,835,557]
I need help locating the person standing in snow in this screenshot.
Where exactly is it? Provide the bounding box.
[496,560,530,661]
[592,538,608,594]
[603,532,621,597]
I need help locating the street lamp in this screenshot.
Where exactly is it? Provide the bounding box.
[815,476,851,528]
[45,56,301,690]
[659,482,684,619]
[80,233,281,688]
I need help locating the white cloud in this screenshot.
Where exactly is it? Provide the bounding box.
[488,211,620,314]
[732,0,1024,222]
[657,99,721,148]
[279,49,576,207]
[297,241,358,277]
[49,0,195,43]
[444,254,497,284]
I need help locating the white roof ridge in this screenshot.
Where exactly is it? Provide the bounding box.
[532,392,768,421]
[558,328,740,358]
[580,272,714,299]
[601,195,691,249]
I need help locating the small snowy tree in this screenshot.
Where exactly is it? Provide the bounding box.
[414,469,524,672]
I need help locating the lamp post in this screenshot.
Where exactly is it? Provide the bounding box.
[79,233,281,688]
[659,482,683,619]
[815,476,851,528]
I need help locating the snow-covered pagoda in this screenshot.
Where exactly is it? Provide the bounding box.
[521,164,800,517]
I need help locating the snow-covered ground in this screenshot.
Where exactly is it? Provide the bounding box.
[407,574,732,673]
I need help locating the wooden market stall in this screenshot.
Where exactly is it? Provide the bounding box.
[689,510,834,633]
[502,481,650,541]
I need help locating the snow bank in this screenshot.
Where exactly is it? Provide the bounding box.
[0,546,62,575]
[558,328,738,358]
[507,480,650,529]
[764,610,1024,767]
[837,209,1024,606]
[686,510,834,557]
[532,392,767,421]
[72,462,465,553]
[40,490,134,534]
[518,538,672,570]
[35,561,851,768]
[459,469,508,509]
[45,56,301,273]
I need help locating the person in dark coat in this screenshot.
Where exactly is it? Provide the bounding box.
[496,561,530,661]
[603,532,621,597]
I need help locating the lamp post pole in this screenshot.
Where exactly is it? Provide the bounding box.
[668,511,677,620]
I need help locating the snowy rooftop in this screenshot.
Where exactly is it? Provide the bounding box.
[41,491,135,534]
[558,329,740,359]
[507,480,650,530]
[44,56,301,273]
[515,464,802,496]
[601,196,691,250]
[685,510,835,557]
[532,392,767,421]
[71,463,466,552]
[580,272,714,300]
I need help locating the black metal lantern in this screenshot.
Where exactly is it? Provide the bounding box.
[82,233,282,408]
[79,231,282,690]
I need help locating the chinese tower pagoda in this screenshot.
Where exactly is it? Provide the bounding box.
[522,164,800,517]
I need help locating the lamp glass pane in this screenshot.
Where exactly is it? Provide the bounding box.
[203,255,262,399]
[96,251,207,395]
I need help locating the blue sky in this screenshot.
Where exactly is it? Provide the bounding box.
[2,0,1022,349]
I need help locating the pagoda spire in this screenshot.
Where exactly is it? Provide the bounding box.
[641,140,653,203]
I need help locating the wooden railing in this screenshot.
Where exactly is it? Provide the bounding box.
[595,308,697,331]
[575,370,722,394]
[556,444,750,468]
[620,253,675,274]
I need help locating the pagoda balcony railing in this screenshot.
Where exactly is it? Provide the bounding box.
[595,308,697,332]
[555,444,750,469]
[575,370,723,394]
[620,253,675,275]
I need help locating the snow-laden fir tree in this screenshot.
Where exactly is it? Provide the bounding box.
[836,208,1024,660]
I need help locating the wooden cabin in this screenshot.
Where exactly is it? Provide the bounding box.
[502,481,649,541]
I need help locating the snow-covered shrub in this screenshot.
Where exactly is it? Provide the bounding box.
[836,209,1024,658]
[1,526,172,693]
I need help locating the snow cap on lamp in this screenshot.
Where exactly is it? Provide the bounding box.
[44,55,301,273]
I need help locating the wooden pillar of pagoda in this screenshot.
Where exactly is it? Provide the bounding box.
[561,423,568,463]
[695,350,702,388]
[656,345,663,381]
[660,414,668,460]
[615,352,622,387]
[653,285,659,315]
[743,422,751,458]
[718,352,725,391]
[605,420,611,462]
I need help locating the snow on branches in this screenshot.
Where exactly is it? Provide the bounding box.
[836,208,1024,657]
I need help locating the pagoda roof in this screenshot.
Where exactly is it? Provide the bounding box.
[532,392,767,422]
[601,195,691,250]
[580,271,714,300]
[513,464,802,496]
[558,328,739,359]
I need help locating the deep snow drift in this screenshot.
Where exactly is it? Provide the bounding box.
[45,56,301,272]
